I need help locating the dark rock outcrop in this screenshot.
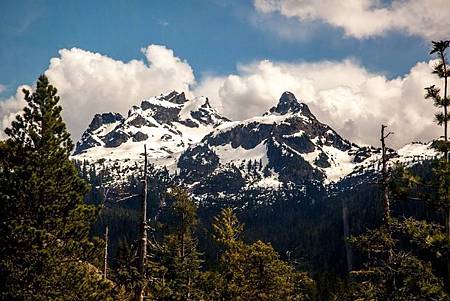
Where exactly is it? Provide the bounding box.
[132,131,148,142]
[104,131,130,147]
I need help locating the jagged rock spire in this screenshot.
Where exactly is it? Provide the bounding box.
[269,91,312,116]
[88,113,124,132]
[161,91,187,104]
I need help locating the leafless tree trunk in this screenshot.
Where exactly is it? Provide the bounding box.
[135,145,148,301]
[103,226,108,280]
[380,125,393,224]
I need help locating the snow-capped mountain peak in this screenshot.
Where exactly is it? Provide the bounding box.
[73,91,438,198]
[73,91,230,172]
[266,91,312,117]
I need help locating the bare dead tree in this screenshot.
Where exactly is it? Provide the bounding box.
[380,124,394,224]
[135,145,148,301]
[104,226,108,280]
[98,187,110,281]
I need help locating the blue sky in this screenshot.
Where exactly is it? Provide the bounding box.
[1,0,448,147]
[0,0,430,96]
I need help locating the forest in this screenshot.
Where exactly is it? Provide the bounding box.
[0,41,449,301]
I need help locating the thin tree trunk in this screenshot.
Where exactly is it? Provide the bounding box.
[440,50,448,161]
[440,49,450,291]
[103,226,108,280]
[135,145,148,301]
[181,212,185,259]
[380,125,392,224]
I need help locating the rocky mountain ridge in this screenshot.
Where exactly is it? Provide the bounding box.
[72,91,437,199]
[74,91,229,171]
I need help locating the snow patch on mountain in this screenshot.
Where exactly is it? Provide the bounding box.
[212,141,269,166]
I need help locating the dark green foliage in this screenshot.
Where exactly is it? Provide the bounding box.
[426,40,450,139]
[345,40,450,300]
[107,193,316,300]
[111,238,141,298]
[211,207,315,300]
[148,187,205,300]
[348,223,448,301]
[0,75,113,300]
[346,161,449,300]
[424,39,450,214]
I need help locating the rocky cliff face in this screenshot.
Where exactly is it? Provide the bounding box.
[177,91,379,195]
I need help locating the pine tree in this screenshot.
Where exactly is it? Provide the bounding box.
[0,75,113,300]
[347,162,449,300]
[425,40,450,289]
[348,223,448,300]
[347,120,449,299]
[149,187,204,300]
[113,238,141,299]
[426,40,450,159]
[212,207,315,300]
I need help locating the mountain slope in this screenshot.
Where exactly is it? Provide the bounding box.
[73,90,440,284]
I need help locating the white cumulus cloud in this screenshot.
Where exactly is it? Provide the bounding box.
[0,85,30,139]
[195,58,442,148]
[0,44,444,148]
[253,0,450,40]
[43,45,195,140]
[0,45,195,140]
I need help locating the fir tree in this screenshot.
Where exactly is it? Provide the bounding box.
[347,161,449,299]
[348,222,448,300]
[212,207,315,300]
[113,238,141,299]
[347,118,449,299]
[0,75,112,300]
[425,40,450,289]
[426,40,450,160]
[149,187,204,300]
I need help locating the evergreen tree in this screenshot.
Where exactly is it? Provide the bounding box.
[347,162,449,300]
[149,187,204,300]
[112,238,141,300]
[212,208,315,300]
[425,40,450,160]
[348,222,448,300]
[425,40,450,288]
[347,121,449,299]
[0,75,112,300]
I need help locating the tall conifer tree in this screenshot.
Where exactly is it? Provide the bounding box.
[425,40,450,289]
[149,187,204,300]
[212,208,315,300]
[0,75,112,300]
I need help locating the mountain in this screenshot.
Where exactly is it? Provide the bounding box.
[73,91,437,196]
[73,91,229,176]
[74,90,439,277]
